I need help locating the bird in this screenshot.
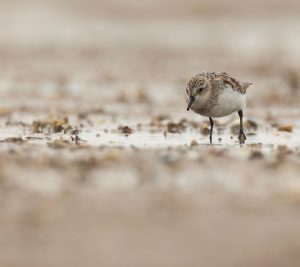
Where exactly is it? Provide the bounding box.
[185,72,252,144]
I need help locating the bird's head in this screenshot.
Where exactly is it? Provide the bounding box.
[186,73,211,111]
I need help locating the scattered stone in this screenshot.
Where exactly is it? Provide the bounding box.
[119,126,133,134]
[277,125,293,132]
[190,140,198,147]
[167,122,179,133]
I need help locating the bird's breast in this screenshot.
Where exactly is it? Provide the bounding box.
[192,86,246,118]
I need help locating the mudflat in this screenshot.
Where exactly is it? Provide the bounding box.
[1,1,300,266]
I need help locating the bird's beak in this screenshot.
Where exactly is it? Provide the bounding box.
[187,96,195,111]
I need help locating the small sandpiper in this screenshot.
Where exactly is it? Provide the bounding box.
[186,72,252,144]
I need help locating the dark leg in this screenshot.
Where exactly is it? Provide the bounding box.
[238,110,246,144]
[209,117,214,144]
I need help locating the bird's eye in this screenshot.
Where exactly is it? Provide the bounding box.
[198,87,204,93]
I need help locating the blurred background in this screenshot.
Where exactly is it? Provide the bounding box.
[1,0,300,100]
[1,1,300,267]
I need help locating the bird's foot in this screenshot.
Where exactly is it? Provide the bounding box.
[238,131,247,144]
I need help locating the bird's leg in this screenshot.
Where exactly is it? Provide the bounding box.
[238,110,246,144]
[209,117,214,144]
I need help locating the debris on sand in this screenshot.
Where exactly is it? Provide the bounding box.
[277,124,293,133]
[167,122,182,133]
[1,137,26,144]
[118,126,133,134]
[71,135,86,145]
[32,115,76,134]
[166,119,190,133]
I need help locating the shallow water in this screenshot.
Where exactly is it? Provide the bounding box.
[80,127,300,150]
[1,116,300,152]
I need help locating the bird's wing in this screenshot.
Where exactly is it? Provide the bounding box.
[214,72,252,94]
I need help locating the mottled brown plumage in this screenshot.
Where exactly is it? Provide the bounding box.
[186,71,252,144]
[214,72,252,94]
[187,72,252,95]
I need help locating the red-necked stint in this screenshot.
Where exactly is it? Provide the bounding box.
[186,72,252,144]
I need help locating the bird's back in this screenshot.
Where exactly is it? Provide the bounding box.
[212,72,252,95]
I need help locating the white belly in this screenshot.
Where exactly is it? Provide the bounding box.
[208,87,246,118]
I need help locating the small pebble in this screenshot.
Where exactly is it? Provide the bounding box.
[277,125,293,132]
[119,126,133,134]
[191,140,199,147]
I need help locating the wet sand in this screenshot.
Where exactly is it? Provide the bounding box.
[1,0,300,266]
